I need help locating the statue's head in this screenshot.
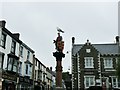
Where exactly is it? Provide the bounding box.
[58,32,60,36]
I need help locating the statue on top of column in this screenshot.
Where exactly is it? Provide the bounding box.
[53,27,64,52]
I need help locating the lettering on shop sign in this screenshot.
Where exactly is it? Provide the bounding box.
[2,74,17,81]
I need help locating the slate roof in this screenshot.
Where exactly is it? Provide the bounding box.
[72,43,120,55]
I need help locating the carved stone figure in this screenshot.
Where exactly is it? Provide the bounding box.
[53,28,64,52]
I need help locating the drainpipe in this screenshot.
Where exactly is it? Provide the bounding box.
[98,53,102,86]
[116,36,120,87]
[71,37,75,90]
[32,55,35,90]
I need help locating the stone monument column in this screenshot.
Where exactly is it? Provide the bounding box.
[53,28,65,89]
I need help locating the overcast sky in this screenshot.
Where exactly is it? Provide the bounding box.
[0,0,119,72]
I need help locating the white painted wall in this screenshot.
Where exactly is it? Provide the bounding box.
[42,66,47,82]
[0,27,1,41]
[19,44,34,79]
[118,1,120,36]
[46,68,53,88]
[0,26,34,80]
[0,28,20,70]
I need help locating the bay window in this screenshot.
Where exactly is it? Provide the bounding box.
[7,54,19,73]
[7,56,18,72]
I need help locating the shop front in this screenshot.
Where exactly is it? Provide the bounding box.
[34,80,41,90]
[18,76,33,90]
[34,79,46,90]
[0,69,3,90]
[2,71,17,90]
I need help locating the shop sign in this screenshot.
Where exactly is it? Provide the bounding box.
[2,73,17,81]
[19,76,33,85]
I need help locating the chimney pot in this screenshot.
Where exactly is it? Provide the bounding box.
[13,33,20,39]
[116,36,119,43]
[50,67,52,71]
[72,37,75,44]
[0,20,6,27]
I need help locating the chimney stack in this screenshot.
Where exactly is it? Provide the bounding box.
[50,67,52,71]
[0,20,6,27]
[13,33,20,39]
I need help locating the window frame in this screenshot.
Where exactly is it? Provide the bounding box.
[84,57,94,68]
[7,57,18,72]
[27,51,30,60]
[20,46,23,57]
[34,70,37,80]
[13,60,18,72]
[104,58,113,68]
[0,53,4,69]
[111,76,120,88]
[19,62,22,75]
[1,32,7,48]
[38,71,40,79]
[11,40,16,54]
[84,76,95,88]
[25,64,28,74]
[86,49,91,53]
[35,59,37,66]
